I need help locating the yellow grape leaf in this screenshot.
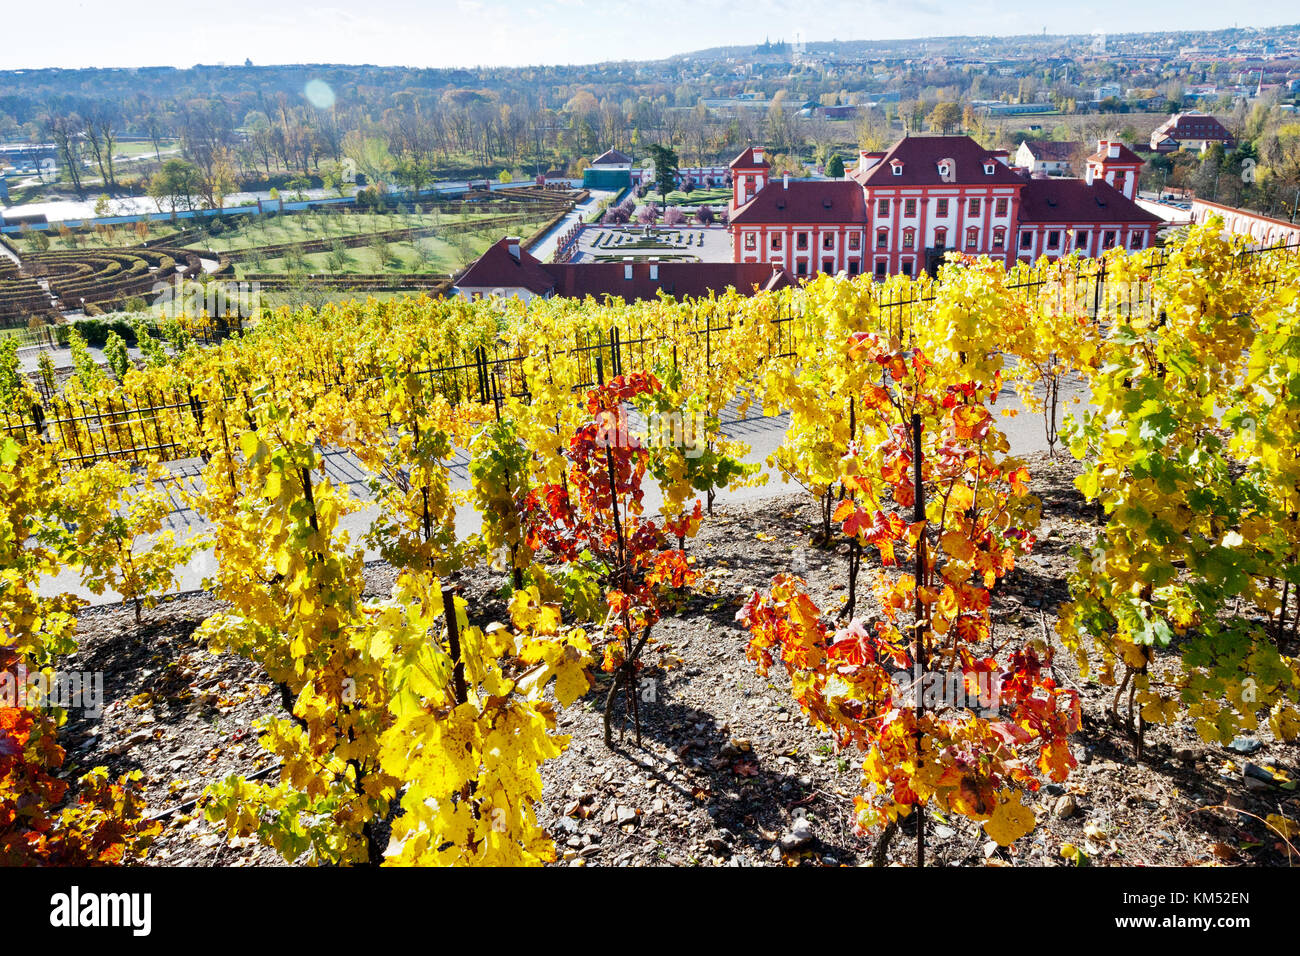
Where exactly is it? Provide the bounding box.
[983,789,1035,847]
[1265,814,1299,840]
[940,531,974,563]
[1270,704,1300,743]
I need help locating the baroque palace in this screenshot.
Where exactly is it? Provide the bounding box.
[729,135,1159,280]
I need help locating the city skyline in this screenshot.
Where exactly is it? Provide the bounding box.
[3,1,1300,71]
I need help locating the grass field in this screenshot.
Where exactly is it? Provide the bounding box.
[234,222,550,277]
[34,208,550,264]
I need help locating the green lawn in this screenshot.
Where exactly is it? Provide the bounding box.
[186,209,530,254]
[46,207,545,258]
[113,140,178,159]
[636,187,731,207]
[235,227,542,278]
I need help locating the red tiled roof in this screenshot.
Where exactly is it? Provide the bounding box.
[1086,141,1144,165]
[1017,179,1160,225]
[591,148,633,166]
[1021,139,1080,161]
[455,237,556,295]
[1152,113,1235,143]
[457,239,791,301]
[854,135,1024,187]
[545,262,789,301]
[730,146,770,169]
[730,179,867,225]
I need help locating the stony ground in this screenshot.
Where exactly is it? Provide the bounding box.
[62,451,1300,867]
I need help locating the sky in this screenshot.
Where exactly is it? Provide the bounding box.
[2,0,1297,71]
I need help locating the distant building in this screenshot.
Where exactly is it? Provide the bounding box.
[1150,112,1236,153]
[631,162,729,190]
[582,149,634,190]
[0,143,56,171]
[1014,140,1081,176]
[976,102,1055,116]
[1093,84,1123,101]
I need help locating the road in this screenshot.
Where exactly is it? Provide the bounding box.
[40,369,1094,606]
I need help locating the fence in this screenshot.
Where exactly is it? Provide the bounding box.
[4,239,1297,470]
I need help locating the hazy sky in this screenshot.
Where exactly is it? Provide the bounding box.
[3,0,1296,70]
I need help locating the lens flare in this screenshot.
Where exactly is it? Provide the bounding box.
[304,79,336,109]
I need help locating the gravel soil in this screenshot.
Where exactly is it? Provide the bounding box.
[60,451,1300,866]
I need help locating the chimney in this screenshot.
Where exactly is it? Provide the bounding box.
[753,147,764,163]
[783,173,790,190]
[506,237,521,261]
[1108,142,1121,159]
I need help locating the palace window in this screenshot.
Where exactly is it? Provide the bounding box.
[848,232,861,251]
[1130,232,1144,249]
[876,228,889,250]
[1103,230,1117,249]
[968,197,981,216]
[771,233,782,251]
[1075,230,1089,249]
[934,227,948,248]
[1020,231,1033,250]
[874,260,888,279]
[992,227,1006,250]
[1047,230,1060,249]
[995,197,1008,217]
[903,227,915,250]
[796,232,809,251]
[823,258,834,273]
[965,226,979,248]
[904,198,917,217]
[848,259,860,276]
[901,260,914,276]
[823,233,835,250]
[743,233,756,251]
[796,260,808,276]
[877,198,890,217]
[936,198,950,216]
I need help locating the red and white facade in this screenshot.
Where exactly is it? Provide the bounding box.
[1188,198,1300,247]
[729,147,868,277]
[727,136,1161,279]
[632,164,730,188]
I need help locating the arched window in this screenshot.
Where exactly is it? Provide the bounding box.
[965,226,979,249]
[934,227,947,248]
[902,227,915,250]
[992,227,1006,250]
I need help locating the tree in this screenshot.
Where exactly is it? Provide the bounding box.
[825,154,845,178]
[648,144,679,202]
[148,158,202,214]
[927,102,963,134]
